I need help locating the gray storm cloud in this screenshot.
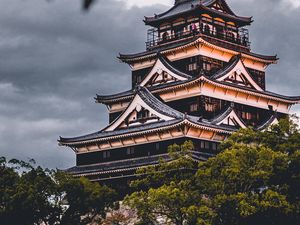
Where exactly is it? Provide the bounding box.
[0,0,299,169]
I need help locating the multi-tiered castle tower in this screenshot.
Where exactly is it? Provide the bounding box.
[59,0,300,184]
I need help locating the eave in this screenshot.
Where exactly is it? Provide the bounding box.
[118,37,278,64]
[58,118,234,147]
[144,1,252,27]
[95,75,300,106]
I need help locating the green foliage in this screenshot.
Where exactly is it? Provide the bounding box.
[126,117,300,225]
[196,145,288,195]
[0,158,117,225]
[130,140,196,190]
[126,141,199,225]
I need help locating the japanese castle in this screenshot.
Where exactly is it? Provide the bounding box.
[59,0,300,183]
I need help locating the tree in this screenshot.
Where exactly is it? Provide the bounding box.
[130,140,197,191]
[0,158,117,225]
[126,141,201,225]
[126,117,300,225]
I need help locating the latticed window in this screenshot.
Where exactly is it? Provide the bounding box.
[242,112,252,120]
[203,62,211,71]
[205,103,215,112]
[190,103,199,112]
[188,63,197,71]
[204,97,222,113]
[200,141,210,150]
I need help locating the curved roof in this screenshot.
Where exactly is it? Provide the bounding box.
[211,54,241,79]
[97,56,299,105]
[144,0,252,26]
[60,83,289,146]
[60,86,237,146]
[137,86,185,119]
[65,151,211,178]
[256,112,279,131]
[158,53,192,79]
[59,119,183,144]
[119,36,278,64]
[202,105,246,128]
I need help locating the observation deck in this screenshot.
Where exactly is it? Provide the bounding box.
[146,26,250,52]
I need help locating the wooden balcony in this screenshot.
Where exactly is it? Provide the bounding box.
[146,26,250,52]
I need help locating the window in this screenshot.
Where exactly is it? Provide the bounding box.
[205,103,215,112]
[242,112,252,120]
[190,103,198,112]
[203,62,211,71]
[212,143,217,151]
[103,151,110,159]
[200,141,205,149]
[137,110,149,120]
[200,141,210,150]
[205,142,210,150]
[126,147,135,155]
[188,63,197,71]
[155,143,160,150]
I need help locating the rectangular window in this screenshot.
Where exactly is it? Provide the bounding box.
[205,103,215,112]
[212,143,217,151]
[190,103,198,112]
[103,151,110,159]
[155,143,160,150]
[242,112,252,120]
[126,147,135,155]
[200,141,205,149]
[205,142,210,150]
[188,63,197,71]
[203,62,211,71]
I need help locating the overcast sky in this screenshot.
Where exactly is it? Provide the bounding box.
[0,0,300,169]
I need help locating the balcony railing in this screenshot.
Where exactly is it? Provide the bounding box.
[146,26,250,52]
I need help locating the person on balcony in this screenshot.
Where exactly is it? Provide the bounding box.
[190,23,198,35]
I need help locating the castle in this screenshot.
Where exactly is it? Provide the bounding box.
[59,0,300,185]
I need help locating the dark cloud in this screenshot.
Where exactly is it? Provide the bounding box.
[0,0,299,169]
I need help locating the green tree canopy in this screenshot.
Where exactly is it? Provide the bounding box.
[126,117,300,225]
[0,158,117,225]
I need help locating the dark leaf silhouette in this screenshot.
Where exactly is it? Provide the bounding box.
[83,0,95,10]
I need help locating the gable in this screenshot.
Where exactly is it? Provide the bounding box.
[211,2,226,13]
[215,109,247,129]
[208,0,235,16]
[140,57,190,87]
[216,59,264,91]
[104,91,178,132]
[118,106,162,129]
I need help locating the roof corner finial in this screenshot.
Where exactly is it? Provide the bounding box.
[184,112,188,119]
